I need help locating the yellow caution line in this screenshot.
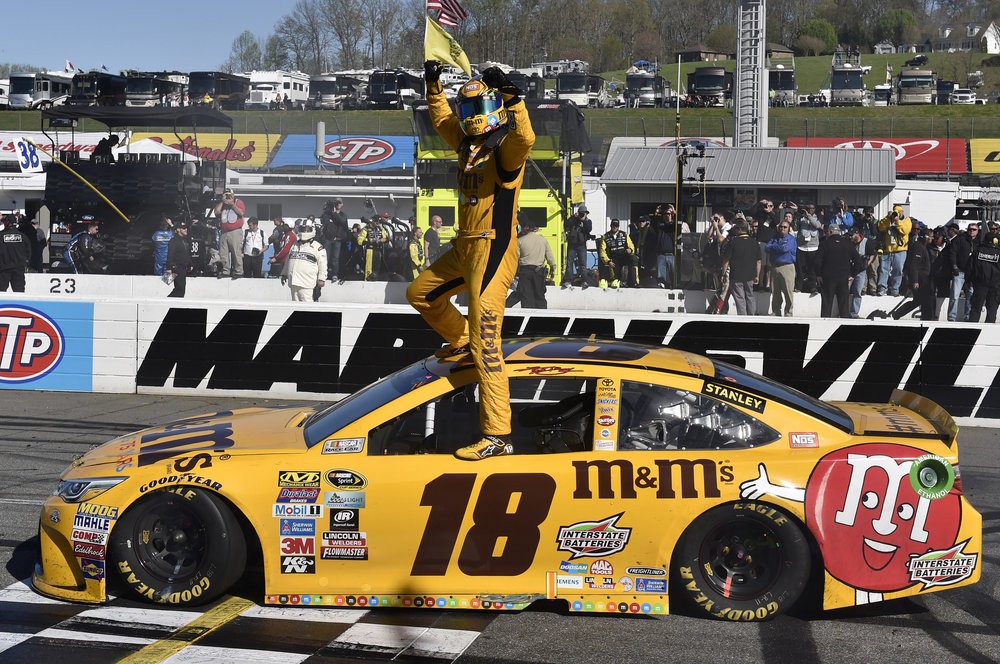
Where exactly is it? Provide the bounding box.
[117,595,254,664]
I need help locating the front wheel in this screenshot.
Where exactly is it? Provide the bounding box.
[111,488,246,605]
[672,502,811,621]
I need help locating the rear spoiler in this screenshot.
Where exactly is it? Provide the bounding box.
[891,389,958,448]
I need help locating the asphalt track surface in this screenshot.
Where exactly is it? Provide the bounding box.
[1,390,998,664]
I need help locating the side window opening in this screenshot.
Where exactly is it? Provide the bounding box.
[619,381,780,451]
[367,377,597,455]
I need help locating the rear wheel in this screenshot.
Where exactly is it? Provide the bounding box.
[111,488,246,605]
[672,502,811,621]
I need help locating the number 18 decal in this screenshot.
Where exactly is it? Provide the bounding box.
[411,473,556,577]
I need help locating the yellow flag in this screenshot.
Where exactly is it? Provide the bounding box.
[424,16,471,77]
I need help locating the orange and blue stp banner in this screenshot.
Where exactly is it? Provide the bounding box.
[785,137,968,174]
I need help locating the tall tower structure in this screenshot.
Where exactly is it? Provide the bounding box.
[733,0,767,147]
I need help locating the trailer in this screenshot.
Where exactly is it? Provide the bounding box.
[245,70,310,110]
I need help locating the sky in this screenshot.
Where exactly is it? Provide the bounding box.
[0,0,300,74]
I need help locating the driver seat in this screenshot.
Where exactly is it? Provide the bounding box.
[517,392,595,453]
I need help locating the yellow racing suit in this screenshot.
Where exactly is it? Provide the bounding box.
[406,79,535,436]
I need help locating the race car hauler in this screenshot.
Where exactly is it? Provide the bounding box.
[246,70,310,110]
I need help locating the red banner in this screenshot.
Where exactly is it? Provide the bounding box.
[785,137,968,174]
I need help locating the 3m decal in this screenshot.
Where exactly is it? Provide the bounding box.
[280,537,315,555]
[556,513,632,559]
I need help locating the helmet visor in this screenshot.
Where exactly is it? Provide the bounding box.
[457,92,502,120]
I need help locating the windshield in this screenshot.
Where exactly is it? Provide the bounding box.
[127,78,156,94]
[626,75,654,92]
[188,74,215,97]
[899,76,934,89]
[557,74,587,93]
[370,74,398,95]
[10,76,34,95]
[693,72,725,91]
[304,360,441,446]
[769,71,795,91]
[713,361,854,432]
[832,71,863,89]
[313,79,339,94]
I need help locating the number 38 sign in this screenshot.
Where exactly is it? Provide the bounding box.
[16,138,45,173]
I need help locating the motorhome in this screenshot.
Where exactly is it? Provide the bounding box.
[872,84,893,106]
[245,70,310,110]
[767,52,796,107]
[309,72,368,110]
[125,71,187,107]
[188,71,251,110]
[896,68,936,105]
[506,71,545,100]
[829,50,871,107]
[532,60,589,79]
[0,79,7,108]
[555,72,610,108]
[68,71,128,106]
[367,69,424,110]
[8,71,73,109]
[625,70,670,107]
[686,66,732,107]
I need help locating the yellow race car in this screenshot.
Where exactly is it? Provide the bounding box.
[33,338,982,620]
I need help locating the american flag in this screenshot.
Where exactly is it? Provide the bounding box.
[427,0,468,27]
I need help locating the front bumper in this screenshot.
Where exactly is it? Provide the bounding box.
[32,495,107,603]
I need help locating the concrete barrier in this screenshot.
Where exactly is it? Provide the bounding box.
[3,278,998,426]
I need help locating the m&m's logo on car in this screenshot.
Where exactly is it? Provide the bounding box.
[0,306,64,382]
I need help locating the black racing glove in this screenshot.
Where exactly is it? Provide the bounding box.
[424,60,443,84]
[481,67,522,97]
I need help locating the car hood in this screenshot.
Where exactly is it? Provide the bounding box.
[71,406,317,472]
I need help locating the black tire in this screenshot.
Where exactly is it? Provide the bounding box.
[672,502,811,621]
[111,488,246,605]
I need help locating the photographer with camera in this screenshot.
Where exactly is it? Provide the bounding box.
[563,204,592,286]
[876,204,912,297]
[241,217,267,278]
[213,188,246,279]
[829,196,855,235]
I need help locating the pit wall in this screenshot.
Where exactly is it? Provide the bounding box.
[3,285,999,427]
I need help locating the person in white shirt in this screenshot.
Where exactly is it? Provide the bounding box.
[241,217,267,278]
[281,220,327,301]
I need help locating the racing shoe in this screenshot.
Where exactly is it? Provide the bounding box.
[611,279,621,288]
[598,279,609,289]
[434,343,470,358]
[455,434,513,460]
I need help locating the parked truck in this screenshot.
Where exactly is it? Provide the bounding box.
[125,71,187,107]
[555,72,610,108]
[246,70,310,110]
[308,72,368,110]
[685,66,732,107]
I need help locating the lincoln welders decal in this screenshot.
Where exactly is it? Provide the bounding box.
[134,307,1000,420]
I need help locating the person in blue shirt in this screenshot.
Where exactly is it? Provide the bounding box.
[764,212,797,316]
[151,218,174,276]
[829,197,855,235]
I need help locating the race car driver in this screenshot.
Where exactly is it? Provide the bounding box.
[281,219,327,302]
[407,61,535,460]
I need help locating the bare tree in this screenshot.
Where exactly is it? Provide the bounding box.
[322,0,367,69]
[223,31,263,72]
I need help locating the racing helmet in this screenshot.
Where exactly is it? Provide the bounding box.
[456,78,507,137]
[295,219,316,241]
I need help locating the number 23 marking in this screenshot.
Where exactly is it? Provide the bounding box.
[411,473,556,577]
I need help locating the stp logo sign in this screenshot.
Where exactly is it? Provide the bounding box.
[320,138,394,167]
[0,306,64,382]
